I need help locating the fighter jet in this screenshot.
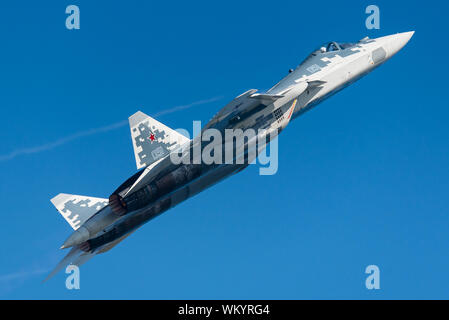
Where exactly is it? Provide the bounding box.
[46,31,414,280]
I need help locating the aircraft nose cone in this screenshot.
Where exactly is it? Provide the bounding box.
[383,31,415,58]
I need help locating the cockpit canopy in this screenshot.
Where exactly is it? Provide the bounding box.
[316,41,356,54]
[299,41,356,66]
[326,41,340,52]
[296,41,358,70]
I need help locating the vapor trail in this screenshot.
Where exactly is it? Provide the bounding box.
[0,96,222,162]
[0,268,51,283]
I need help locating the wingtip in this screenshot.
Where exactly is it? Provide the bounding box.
[42,268,59,283]
[129,111,150,127]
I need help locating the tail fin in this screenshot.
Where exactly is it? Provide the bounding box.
[50,194,108,230]
[129,111,190,169]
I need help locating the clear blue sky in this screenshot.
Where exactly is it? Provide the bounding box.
[0,0,448,299]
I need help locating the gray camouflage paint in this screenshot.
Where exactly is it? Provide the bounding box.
[47,32,414,280]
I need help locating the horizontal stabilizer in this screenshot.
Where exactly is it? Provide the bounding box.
[43,246,84,282]
[44,230,137,281]
[51,194,108,230]
[43,246,96,282]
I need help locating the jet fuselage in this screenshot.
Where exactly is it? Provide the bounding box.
[51,32,413,277]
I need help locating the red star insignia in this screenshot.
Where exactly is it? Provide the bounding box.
[149,133,155,142]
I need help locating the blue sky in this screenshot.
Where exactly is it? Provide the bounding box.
[0,0,448,299]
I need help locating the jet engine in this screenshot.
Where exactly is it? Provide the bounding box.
[109,164,202,216]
